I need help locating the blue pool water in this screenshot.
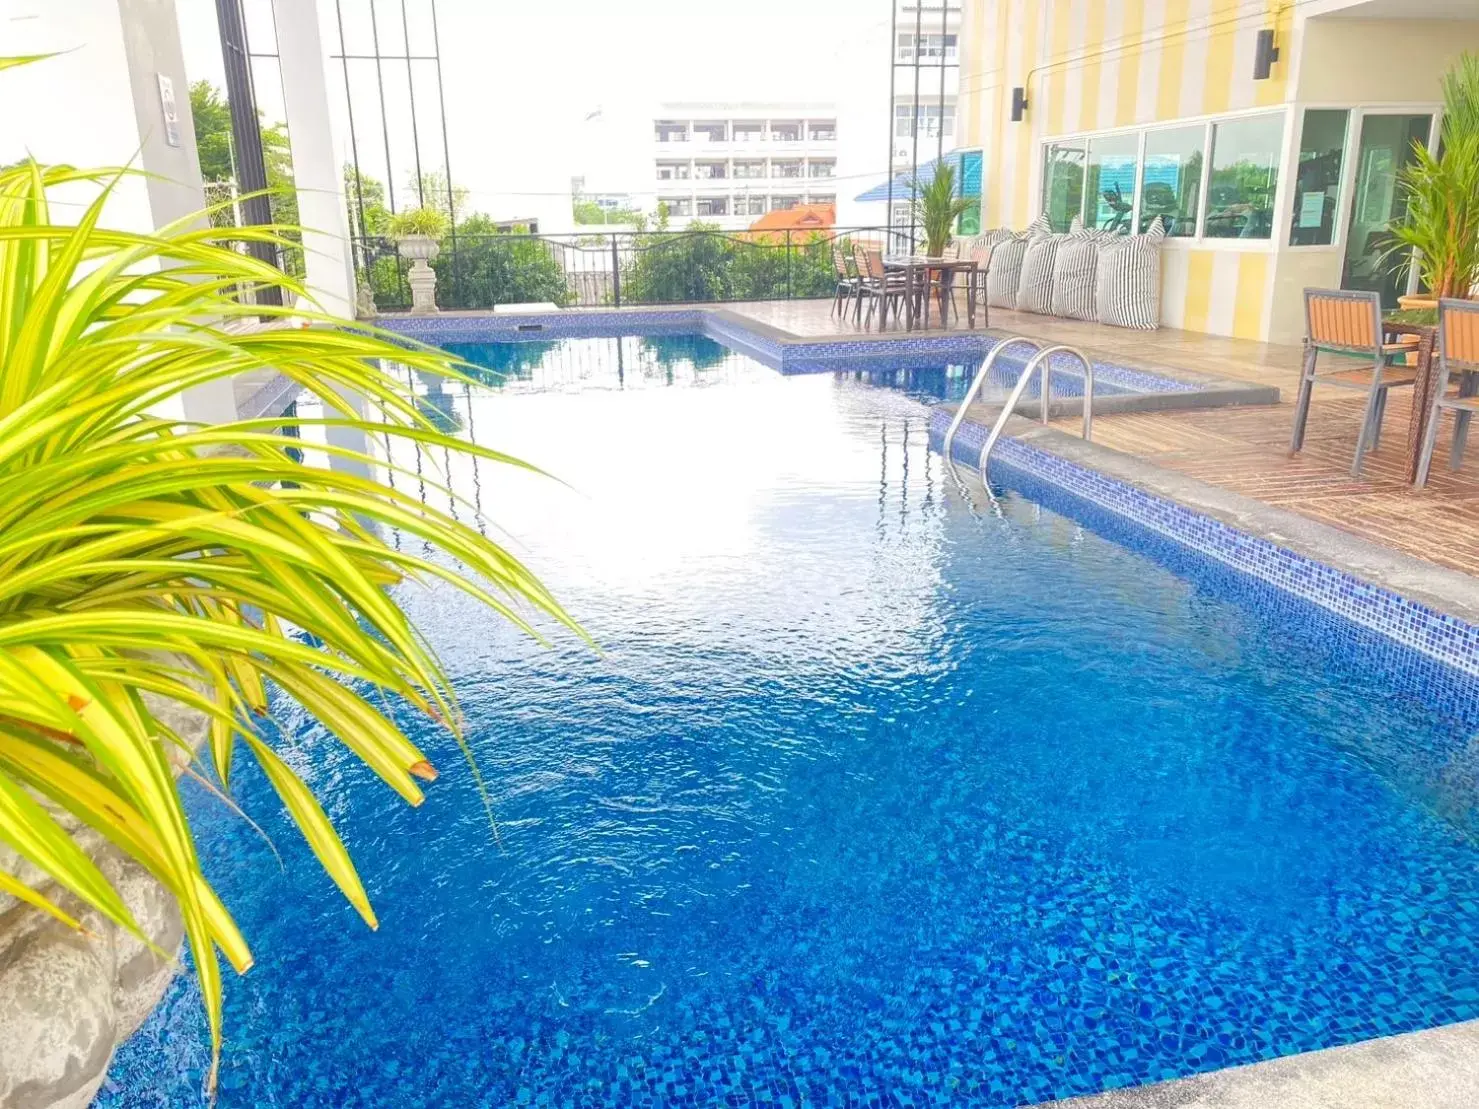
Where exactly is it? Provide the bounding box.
[436,333,1134,406]
[101,337,1479,1107]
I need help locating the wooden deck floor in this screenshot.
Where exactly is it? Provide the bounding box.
[724,299,1479,576]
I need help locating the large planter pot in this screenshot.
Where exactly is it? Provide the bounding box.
[395,234,440,263]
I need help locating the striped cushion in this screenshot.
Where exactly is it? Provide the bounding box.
[987,216,1055,309]
[1016,233,1066,315]
[986,235,1031,309]
[956,228,1014,261]
[1049,218,1113,322]
[1096,217,1167,329]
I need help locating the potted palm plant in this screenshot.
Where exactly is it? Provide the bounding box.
[911,161,973,258]
[0,156,579,1095]
[1388,53,1479,314]
[388,206,450,312]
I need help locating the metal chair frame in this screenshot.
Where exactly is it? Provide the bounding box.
[1415,298,1479,488]
[1290,287,1419,478]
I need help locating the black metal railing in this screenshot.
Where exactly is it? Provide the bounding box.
[355,225,919,313]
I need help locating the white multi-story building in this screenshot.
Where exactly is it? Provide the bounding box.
[651,102,839,230]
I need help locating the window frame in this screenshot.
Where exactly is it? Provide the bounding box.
[1279,100,1443,257]
[1034,106,1294,251]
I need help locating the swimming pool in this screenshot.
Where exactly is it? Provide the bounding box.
[435,332,1135,406]
[100,336,1479,1107]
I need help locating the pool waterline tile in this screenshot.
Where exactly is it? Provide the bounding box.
[377,310,1198,396]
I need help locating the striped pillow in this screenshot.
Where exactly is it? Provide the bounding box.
[1049,218,1113,322]
[956,227,1014,261]
[1096,217,1168,329]
[986,234,1031,310]
[986,216,1055,309]
[1016,232,1065,315]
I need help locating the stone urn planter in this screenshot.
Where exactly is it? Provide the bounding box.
[395,234,441,316]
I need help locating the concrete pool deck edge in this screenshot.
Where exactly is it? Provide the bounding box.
[1037,1018,1479,1109]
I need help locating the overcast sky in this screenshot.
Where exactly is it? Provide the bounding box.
[175,0,897,220]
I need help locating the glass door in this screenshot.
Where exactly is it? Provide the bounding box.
[1341,113,1433,305]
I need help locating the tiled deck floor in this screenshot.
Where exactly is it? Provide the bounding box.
[724,299,1479,576]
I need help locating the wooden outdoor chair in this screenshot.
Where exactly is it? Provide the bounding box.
[1416,298,1479,487]
[851,243,907,330]
[1290,288,1421,478]
[962,238,993,330]
[831,243,860,318]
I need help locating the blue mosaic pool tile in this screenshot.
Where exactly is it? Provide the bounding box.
[378,310,1198,396]
[931,408,1479,691]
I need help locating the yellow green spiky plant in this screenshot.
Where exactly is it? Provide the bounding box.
[0,156,580,1088]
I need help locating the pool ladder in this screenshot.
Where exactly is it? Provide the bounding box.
[941,337,1095,481]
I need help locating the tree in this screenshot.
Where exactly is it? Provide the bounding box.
[432,214,570,309]
[619,220,736,304]
[189,80,235,183]
[188,80,302,276]
[404,168,468,222]
[344,165,392,238]
[573,199,643,225]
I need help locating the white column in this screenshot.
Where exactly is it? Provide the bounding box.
[1,0,239,424]
[272,0,356,320]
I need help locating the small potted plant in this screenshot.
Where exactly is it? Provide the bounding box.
[1386,53,1479,313]
[388,205,449,261]
[911,161,972,258]
[388,206,449,313]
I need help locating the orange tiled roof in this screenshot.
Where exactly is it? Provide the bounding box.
[747,203,836,233]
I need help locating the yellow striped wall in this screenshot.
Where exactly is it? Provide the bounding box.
[957,0,1292,340]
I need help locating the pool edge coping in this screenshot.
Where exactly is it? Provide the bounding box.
[1036,1016,1479,1109]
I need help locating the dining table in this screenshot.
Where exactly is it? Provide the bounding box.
[1384,316,1440,484]
[881,254,981,332]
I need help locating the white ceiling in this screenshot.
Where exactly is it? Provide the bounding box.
[1319,0,1479,19]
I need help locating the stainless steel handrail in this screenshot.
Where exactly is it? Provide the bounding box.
[941,336,1040,464]
[976,344,1095,480]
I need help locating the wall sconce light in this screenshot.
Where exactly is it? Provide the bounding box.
[1011,87,1029,122]
[1253,29,1280,80]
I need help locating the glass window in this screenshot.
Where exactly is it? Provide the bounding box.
[1204,114,1282,239]
[1289,109,1349,246]
[957,150,983,235]
[1085,134,1138,234]
[1041,142,1085,232]
[895,104,954,139]
[1342,113,1433,304]
[1139,125,1203,236]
